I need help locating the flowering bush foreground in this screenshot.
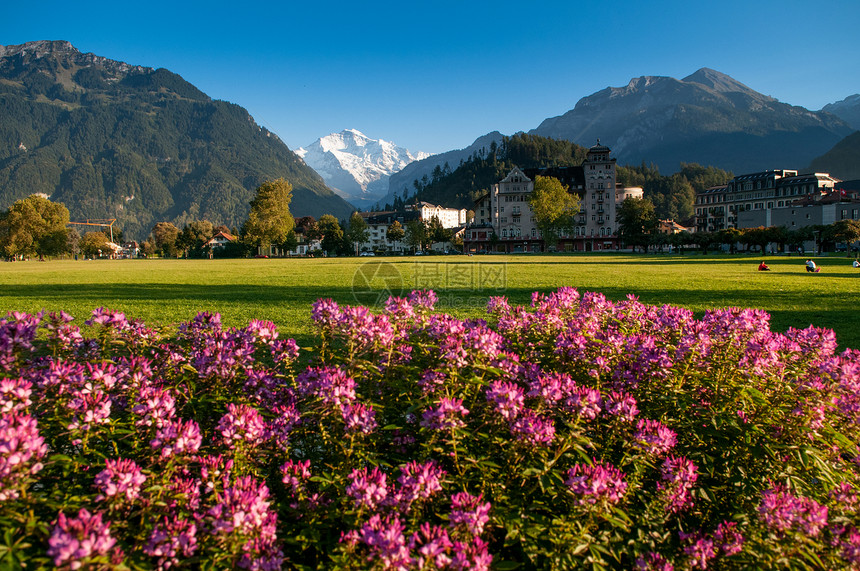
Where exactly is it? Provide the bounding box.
[1,288,860,570]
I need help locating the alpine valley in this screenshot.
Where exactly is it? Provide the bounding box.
[0,40,355,240]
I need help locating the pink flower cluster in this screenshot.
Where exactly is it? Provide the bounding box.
[94,457,146,503]
[658,455,698,513]
[0,412,47,500]
[566,461,628,506]
[47,509,117,569]
[759,485,829,537]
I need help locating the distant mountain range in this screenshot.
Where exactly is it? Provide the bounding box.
[295,129,429,208]
[377,131,504,208]
[0,40,354,239]
[529,68,854,174]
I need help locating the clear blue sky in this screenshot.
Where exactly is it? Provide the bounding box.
[4,0,859,155]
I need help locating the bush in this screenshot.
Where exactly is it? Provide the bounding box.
[1,290,859,569]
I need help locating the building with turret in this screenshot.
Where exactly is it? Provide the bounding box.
[464,142,640,253]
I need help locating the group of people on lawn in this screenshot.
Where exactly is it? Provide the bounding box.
[756,259,860,272]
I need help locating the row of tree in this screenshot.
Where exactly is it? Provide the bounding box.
[0,177,466,261]
[616,195,860,254]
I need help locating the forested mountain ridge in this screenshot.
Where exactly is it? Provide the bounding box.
[808,131,860,181]
[391,133,731,223]
[0,40,354,239]
[530,68,853,174]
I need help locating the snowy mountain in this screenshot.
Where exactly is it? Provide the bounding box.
[296,129,430,208]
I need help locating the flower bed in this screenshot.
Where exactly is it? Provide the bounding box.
[1,288,859,569]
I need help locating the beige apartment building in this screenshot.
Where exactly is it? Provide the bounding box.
[465,142,641,252]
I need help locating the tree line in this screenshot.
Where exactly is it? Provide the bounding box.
[0,178,465,260]
[616,196,860,254]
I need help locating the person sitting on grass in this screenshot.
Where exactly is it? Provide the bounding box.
[853,259,860,269]
[805,259,820,273]
[758,261,771,271]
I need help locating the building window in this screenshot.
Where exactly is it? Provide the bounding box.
[502,229,507,237]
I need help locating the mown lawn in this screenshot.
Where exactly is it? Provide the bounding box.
[1,253,858,349]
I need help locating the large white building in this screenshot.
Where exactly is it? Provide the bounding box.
[406,202,467,229]
[465,142,640,253]
[357,201,467,253]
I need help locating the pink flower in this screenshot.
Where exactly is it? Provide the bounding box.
[759,485,828,537]
[346,466,388,510]
[714,520,744,556]
[94,458,146,503]
[421,397,469,431]
[217,403,269,450]
[510,409,556,446]
[280,459,312,496]
[0,377,33,414]
[566,461,628,506]
[0,412,47,500]
[636,552,674,571]
[150,419,202,459]
[633,419,677,456]
[395,460,445,509]
[605,391,639,422]
[67,390,112,432]
[133,385,177,429]
[658,455,698,513]
[342,402,378,434]
[409,523,453,569]
[449,492,491,537]
[486,380,525,421]
[143,517,198,570]
[47,509,117,570]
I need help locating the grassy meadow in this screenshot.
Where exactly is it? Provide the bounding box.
[1,253,859,349]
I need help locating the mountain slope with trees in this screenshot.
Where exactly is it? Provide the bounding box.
[0,40,354,239]
[530,68,853,174]
[392,133,731,223]
[808,131,860,181]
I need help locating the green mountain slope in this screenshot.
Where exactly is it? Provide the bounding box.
[808,131,860,180]
[0,40,354,239]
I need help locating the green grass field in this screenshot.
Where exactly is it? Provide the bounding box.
[2,253,859,349]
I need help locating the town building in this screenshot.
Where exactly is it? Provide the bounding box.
[464,142,640,253]
[694,170,849,232]
[205,231,237,250]
[406,202,468,229]
[357,202,467,253]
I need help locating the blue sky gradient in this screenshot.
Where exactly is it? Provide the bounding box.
[4,0,859,154]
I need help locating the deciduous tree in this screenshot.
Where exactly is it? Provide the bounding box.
[79,231,110,258]
[616,196,658,253]
[528,176,579,248]
[150,222,180,258]
[345,212,370,255]
[178,220,214,258]
[0,195,71,259]
[242,178,295,250]
[387,221,405,245]
[405,220,427,252]
[317,214,343,255]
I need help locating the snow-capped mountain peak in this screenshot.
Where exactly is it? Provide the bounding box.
[296,129,430,208]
